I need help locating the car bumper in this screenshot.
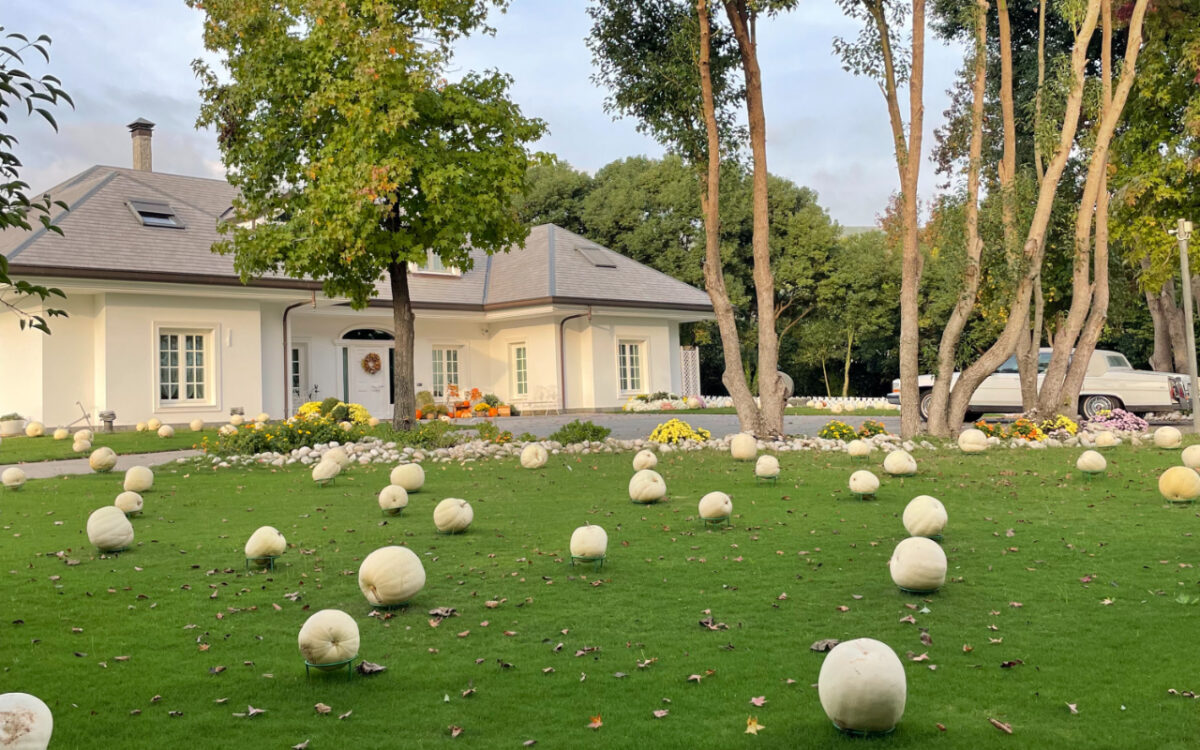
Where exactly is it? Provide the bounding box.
[886,393,901,406]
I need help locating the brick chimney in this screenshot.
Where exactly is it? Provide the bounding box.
[128,118,155,172]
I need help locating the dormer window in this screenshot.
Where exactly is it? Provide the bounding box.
[409,250,460,276]
[128,199,184,229]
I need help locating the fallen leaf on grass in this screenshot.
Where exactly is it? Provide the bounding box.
[908,652,929,662]
[962,645,973,653]
[920,631,933,646]
[745,716,764,735]
[315,703,332,714]
[356,661,386,675]
[1101,598,1114,606]
[449,725,463,738]
[1066,703,1078,714]
[1000,659,1024,669]
[687,674,704,683]
[698,616,728,631]
[899,615,916,625]
[637,657,658,668]
[338,709,352,720]
[233,705,266,718]
[809,639,839,652]
[292,742,310,750]
[587,714,603,730]
[988,718,1012,734]
[937,723,946,731]
[749,696,766,707]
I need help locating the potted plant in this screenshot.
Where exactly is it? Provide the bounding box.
[0,413,26,438]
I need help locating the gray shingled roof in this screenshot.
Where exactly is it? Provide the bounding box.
[2,166,713,312]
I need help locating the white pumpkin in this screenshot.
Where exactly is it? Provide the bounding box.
[339,420,354,431]
[256,412,270,423]
[378,485,409,515]
[629,469,666,503]
[73,429,93,442]
[570,524,608,558]
[848,470,880,495]
[2,467,26,490]
[189,419,205,432]
[312,460,341,484]
[0,692,53,749]
[156,424,174,438]
[114,491,143,515]
[697,490,732,519]
[358,545,426,605]
[818,638,906,734]
[1095,430,1119,447]
[135,422,148,433]
[324,446,350,468]
[72,439,91,453]
[1183,445,1200,469]
[902,495,947,538]
[957,428,988,453]
[390,463,425,492]
[1076,450,1106,474]
[846,439,872,457]
[1155,425,1183,449]
[146,418,162,431]
[632,449,658,471]
[520,443,548,469]
[52,428,69,441]
[433,498,474,533]
[124,466,154,493]
[1159,465,1200,502]
[883,449,917,476]
[87,505,134,552]
[889,536,947,592]
[23,421,44,438]
[729,432,757,461]
[245,525,287,561]
[230,414,245,426]
[368,417,381,428]
[218,424,237,437]
[298,609,360,669]
[755,454,780,478]
[89,447,117,473]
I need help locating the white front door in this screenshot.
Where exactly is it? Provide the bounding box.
[348,344,392,418]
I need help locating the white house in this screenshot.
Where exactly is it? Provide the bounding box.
[0,120,713,427]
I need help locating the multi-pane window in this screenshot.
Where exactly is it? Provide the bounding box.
[432,347,459,398]
[291,348,302,392]
[159,331,207,402]
[511,344,528,397]
[618,340,643,393]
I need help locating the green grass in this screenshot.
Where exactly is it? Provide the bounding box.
[3,444,1200,748]
[640,407,898,416]
[0,429,210,463]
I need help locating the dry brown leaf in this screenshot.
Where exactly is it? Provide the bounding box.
[587,714,603,730]
[315,703,332,714]
[988,718,1012,734]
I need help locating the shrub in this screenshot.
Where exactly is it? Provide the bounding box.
[416,390,435,410]
[1039,414,1078,436]
[974,419,1008,438]
[516,432,539,443]
[209,414,369,456]
[857,419,888,438]
[648,418,711,444]
[818,420,857,441]
[648,391,674,401]
[318,396,341,416]
[482,393,501,407]
[1009,417,1046,441]
[1,412,22,421]
[475,422,513,444]
[548,419,611,444]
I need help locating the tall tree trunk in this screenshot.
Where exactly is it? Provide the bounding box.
[821,357,831,398]
[1016,274,1045,409]
[388,262,416,432]
[1037,0,1149,416]
[1143,258,1175,371]
[842,329,854,398]
[1033,0,1047,184]
[925,0,988,437]
[697,0,761,432]
[940,0,1103,432]
[722,1,784,436]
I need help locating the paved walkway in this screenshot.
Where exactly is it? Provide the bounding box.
[2,449,202,480]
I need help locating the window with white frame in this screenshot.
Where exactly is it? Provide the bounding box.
[432,346,460,398]
[410,250,460,276]
[159,330,211,403]
[510,343,528,398]
[618,340,644,393]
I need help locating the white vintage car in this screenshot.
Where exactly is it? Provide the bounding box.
[887,348,1190,420]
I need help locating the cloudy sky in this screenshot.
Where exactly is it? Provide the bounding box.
[5,0,965,227]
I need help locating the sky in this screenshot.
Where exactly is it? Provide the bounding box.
[5,0,966,227]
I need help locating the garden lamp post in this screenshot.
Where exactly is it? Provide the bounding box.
[1174,218,1198,432]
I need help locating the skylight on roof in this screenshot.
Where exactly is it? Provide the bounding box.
[577,245,616,268]
[127,199,185,229]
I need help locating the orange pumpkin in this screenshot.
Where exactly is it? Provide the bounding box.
[415,409,423,420]
[488,408,498,417]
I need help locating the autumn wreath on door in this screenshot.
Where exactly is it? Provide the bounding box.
[361,352,382,375]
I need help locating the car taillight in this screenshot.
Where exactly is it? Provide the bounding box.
[891,379,900,393]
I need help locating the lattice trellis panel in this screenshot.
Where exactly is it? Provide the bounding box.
[680,346,701,396]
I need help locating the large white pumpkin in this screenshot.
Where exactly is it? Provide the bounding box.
[570,524,608,558]
[1094,430,1119,448]
[818,638,906,734]
[157,424,175,438]
[1159,465,1200,502]
[324,446,351,468]
[255,412,270,423]
[358,545,426,605]
[218,424,237,437]
[846,439,872,457]
[882,449,917,476]
[72,439,91,453]
[629,469,666,504]
[957,428,988,453]
[889,536,947,592]
[0,692,53,749]
[123,466,154,493]
[390,463,425,492]
[729,432,757,461]
[52,428,69,441]
[298,609,360,669]
[1182,445,1200,469]
[88,447,117,473]
[1154,426,1183,449]
[245,525,287,561]
[520,443,548,469]
[24,421,44,438]
[848,470,880,495]
[697,490,732,519]
[632,449,658,471]
[755,454,780,478]
[73,429,93,442]
[189,419,205,432]
[114,491,143,515]
[312,460,341,484]
[1076,450,1106,474]
[901,495,947,538]
[135,422,148,433]
[146,418,162,431]
[87,505,134,552]
[368,417,381,428]
[433,498,474,533]
[378,485,409,515]
[230,414,245,426]
[2,467,26,490]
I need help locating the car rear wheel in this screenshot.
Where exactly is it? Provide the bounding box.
[919,390,933,421]
[1080,394,1122,420]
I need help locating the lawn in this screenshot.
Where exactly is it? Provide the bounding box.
[0,429,212,463]
[3,443,1199,748]
[639,407,898,417]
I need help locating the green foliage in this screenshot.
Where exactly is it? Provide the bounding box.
[481,393,501,408]
[515,431,539,443]
[209,416,368,456]
[0,412,22,421]
[857,419,888,437]
[0,27,73,333]
[474,421,512,444]
[547,419,611,444]
[318,397,342,417]
[818,419,858,441]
